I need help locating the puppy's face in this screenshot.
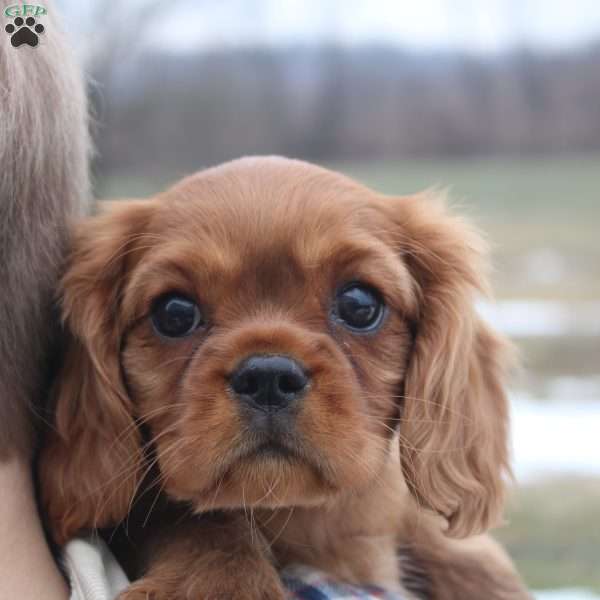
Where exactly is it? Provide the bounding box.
[41,157,511,543]
[120,160,415,510]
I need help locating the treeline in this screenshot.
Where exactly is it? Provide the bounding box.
[94,43,600,177]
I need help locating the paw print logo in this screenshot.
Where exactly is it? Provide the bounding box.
[5,16,44,48]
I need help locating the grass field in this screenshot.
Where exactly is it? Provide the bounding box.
[100,154,600,593]
[498,478,600,592]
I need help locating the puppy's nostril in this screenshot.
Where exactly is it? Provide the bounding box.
[277,373,307,395]
[233,372,260,396]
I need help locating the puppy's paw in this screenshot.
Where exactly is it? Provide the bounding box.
[115,566,286,600]
[185,563,287,600]
[116,578,208,600]
[117,512,287,600]
[116,579,166,600]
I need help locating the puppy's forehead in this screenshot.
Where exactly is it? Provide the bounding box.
[125,157,415,320]
[155,157,384,261]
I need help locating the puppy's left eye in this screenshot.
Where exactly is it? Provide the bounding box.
[151,294,203,338]
[333,283,384,332]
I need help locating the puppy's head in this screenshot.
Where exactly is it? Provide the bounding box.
[40,157,511,543]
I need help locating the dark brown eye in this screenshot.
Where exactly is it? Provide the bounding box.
[151,294,203,338]
[333,283,384,332]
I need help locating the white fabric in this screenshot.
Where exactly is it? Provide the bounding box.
[65,538,129,600]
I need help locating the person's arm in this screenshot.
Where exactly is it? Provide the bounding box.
[0,458,69,600]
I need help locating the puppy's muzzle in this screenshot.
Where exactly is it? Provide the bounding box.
[229,355,309,413]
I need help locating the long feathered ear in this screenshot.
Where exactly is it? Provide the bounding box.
[39,200,155,545]
[388,193,513,538]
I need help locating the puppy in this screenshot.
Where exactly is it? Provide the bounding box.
[40,157,530,599]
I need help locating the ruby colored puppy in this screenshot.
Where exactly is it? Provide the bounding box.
[40,157,530,599]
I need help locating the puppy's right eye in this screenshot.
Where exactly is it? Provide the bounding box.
[151,294,203,338]
[333,283,385,332]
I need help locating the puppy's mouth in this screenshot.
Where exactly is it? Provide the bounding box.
[240,444,291,466]
[240,432,305,464]
[223,426,332,485]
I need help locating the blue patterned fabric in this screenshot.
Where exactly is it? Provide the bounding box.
[282,565,405,600]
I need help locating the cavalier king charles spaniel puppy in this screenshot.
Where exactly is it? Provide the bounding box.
[40,157,530,599]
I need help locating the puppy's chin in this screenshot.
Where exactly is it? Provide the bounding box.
[188,452,337,512]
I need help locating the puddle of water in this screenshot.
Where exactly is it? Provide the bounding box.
[478,300,600,337]
[546,376,600,400]
[535,590,600,600]
[479,299,600,481]
[511,393,600,481]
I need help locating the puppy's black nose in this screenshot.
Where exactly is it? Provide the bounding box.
[229,355,309,412]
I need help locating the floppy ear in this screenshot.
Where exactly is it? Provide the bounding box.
[390,193,513,538]
[39,200,155,544]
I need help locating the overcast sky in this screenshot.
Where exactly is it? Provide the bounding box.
[58,0,600,55]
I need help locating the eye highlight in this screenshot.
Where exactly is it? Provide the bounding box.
[333,283,385,332]
[151,293,203,338]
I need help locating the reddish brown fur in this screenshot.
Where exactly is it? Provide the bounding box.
[39,157,529,599]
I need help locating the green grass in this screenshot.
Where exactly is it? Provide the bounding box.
[497,478,600,591]
[333,155,600,220]
[517,337,600,378]
[96,172,175,199]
